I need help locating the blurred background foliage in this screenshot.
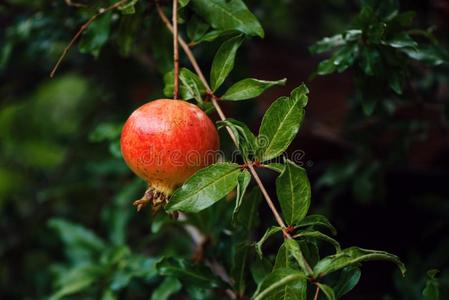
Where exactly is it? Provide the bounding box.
[1,0,448,299]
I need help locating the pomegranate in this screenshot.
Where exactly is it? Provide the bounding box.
[120,99,220,212]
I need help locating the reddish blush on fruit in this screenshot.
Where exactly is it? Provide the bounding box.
[120,99,220,212]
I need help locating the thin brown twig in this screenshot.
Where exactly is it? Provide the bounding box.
[172,0,180,99]
[313,285,321,300]
[50,0,128,78]
[155,2,293,238]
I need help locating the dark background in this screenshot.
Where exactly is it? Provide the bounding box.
[1,0,448,299]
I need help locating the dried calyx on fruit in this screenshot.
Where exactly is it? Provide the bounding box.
[120,99,220,212]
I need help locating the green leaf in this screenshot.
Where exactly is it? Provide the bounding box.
[400,46,448,66]
[164,68,206,102]
[222,78,287,101]
[101,289,117,300]
[231,242,251,295]
[191,0,264,37]
[218,118,257,159]
[210,35,244,91]
[313,247,406,278]
[262,163,285,173]
[179,0,191,8]
[273,243,294,270]
[296,230,340,253]
[151,277,182,300]
[317,44,357,75]
[79,13,112,57]
[423,269,440,300]
[233,169,251,222]
[297,240,320,268]
[234,187,261,230]
[276,159,311,225]
[118,0,139,14]
[179,68,207,103]
[157,257,223,288]
[192,30,236,45]
[284,239,312,276]
[49,265,103,300]
[333,266,361,299]
[255,226,282,258]
[187,16,210,43]
[253,268,307,300]
[167,163,241,213]
[296,215,337,235]
[309,30,361,54]
[48,218,106,262]
[316,283,336,300]
[386,33,417,49]
[258,84,308,161]
[251,258,273,285]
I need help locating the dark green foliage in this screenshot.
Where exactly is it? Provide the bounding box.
[1,0,448,299]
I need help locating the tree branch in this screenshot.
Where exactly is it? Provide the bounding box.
[313,285,320,300]
[155,2,294,238]
[172,0,179,99]
[50,0,128,78]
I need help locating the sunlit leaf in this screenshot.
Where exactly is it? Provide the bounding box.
[166,163,241,213]
[222,78,286,101]
[258,84,308,161]
[210,35,244,91]
[313,247,406,278]
[276,159,311,225]
[253,268,307,300]
[191,0,264,37]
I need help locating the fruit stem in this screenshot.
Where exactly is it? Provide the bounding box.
[172,0,179,99]
[155,1,293,239]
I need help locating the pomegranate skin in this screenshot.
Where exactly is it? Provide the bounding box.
[120,99,220,198]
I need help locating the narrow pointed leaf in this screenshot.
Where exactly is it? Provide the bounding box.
[295,230,341,253]
[273,243,294,270]
[313,247,406,278]
[258,84,308,161]
[284,239,312,276]
[296,215,337,235]
[316,283,336,300]
[166,163,241,213]
[253,268,307,300]
[276,159,311,225]
[191,0,264,37]
[234,187,261,230]
[333,266,361,299]
[210,35,244,91]
[150,278,182,300]
[218,118,257,159]
[255,226,281,258]
[179,68,206,103]
[222,78,287,101]
[48,219,105,262]
[157,257,223,288]
[233,170,251,222]
[263,163,285,173]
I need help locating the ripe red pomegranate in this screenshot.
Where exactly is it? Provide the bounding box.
[121,99,220,212]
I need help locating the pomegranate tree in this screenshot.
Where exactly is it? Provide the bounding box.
[120,99,219,211]
[48,0,410,298]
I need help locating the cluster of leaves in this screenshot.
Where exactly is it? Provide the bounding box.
[3,0,448,299]
[309,0,449,206]
[69,1,407,299]
[310,0,448,115]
